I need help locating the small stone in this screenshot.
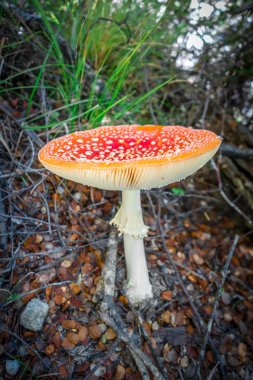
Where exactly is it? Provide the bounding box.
[221,292,231,305]
[152,321,159,331]
[5,359,20,376]
[180,356,189,368]
[20,299,49,331]
[224,312,233,322]
[17,345,28,357]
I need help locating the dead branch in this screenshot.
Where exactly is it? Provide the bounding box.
[212,159,253,226]
[221,143,253,159]
[96,231,166,380]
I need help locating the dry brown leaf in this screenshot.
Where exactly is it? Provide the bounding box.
[118,295,128,305]
[59,365,69,378]
[98,341,107,350]
[45,344,55,355]
[45,287,52,298]
[114,364,126,380]
[62,337,75,350]
[52,332,61,349]
[186,325,194,335]
[161,290,173,300]
[54,294,67,305]
[78,326,88,342]
[88,325,102,339]
[69,282,82,295]
[62,320,76,329]
[188,274,198,283]
[161,310,171,324]
[238,342,247,357]
[142,321,152,336]
[105,327,117,340]
[66,332,79,345]
[207,350,214,363]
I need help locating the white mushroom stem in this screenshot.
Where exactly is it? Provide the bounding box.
[110,190,153,303]
[124,234,153,304]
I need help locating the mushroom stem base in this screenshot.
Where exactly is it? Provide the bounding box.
[124,234,153,304]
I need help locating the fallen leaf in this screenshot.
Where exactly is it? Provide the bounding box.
[88,325,102,339]
[62,337,75,350]
[62,320,76,329]
[105,328,117,340]
[207,350,214,363]
[59,365,69,378]
[52,332,61,349]
[161,310,171,324]
[54,294,67,305]
[238,342,247,357]
[188,274,198,283]
[66,332,79,345]
[118,295,128,305]
[45,344,55,355]
[78,326,88,342]
[114,364,125,380]
[186,325,194,335]
[161,291,173,300]
[69,283,82,295]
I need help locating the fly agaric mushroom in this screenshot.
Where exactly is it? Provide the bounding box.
[38,125,221,304]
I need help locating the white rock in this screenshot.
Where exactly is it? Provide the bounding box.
[20,298,49,331]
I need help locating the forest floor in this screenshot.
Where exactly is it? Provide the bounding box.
[0,110,253,380]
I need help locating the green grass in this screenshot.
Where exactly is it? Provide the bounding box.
[1,0,190,133]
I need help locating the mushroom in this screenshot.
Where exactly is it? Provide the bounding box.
[38,125,221,304]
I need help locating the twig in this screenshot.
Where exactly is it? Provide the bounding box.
[221,143,253,159]
[206,362,220,380]
[194,235,239,378]
[84,340,119,380]
[212,159,252,225]
[0,327,50,370]
[1,280,75,307]
[137,312,168,379]
[128,347,151,380]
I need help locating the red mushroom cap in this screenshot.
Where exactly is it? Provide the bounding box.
[38,125,221,190]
